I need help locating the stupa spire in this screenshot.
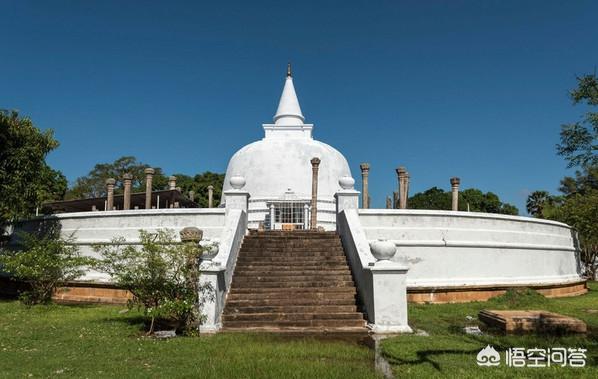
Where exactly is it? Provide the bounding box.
[274,63,305,125]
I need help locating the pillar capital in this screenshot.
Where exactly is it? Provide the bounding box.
[310,157,321,167]
[450,177,461,187]
[123,173,133,181]
[360,162,370,173]
[396,166,407,177]
[105,178,116,186]
[144,168,155,176]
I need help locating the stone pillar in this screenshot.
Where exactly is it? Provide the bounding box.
[144,168,155,210]
[360,163,370,209]
[168,176,177,190]
[123,173,132,210]
[310,157,321,230]
[393,191,398,209]
[405,171,410,209]
[269,204,275,230]
[396,166,408,209]
[450,177,460,211]
[386,196,391,209]
[208,185,214,208]
[105,178,115,211]
[188,191,195,202]
[304,203,309,230]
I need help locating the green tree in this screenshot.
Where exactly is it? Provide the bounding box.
[556,74,598,168]
[0,111,67,227]
[66,156,168,199]
[408,187,451,210]
[65,156,224,207]
[409,187,518,215]
[0,227,91,305]
[547,190,598,278]
[526,190,552,217]
[94,229,214,334]
[172,172,225,207]
[529,73,598,277]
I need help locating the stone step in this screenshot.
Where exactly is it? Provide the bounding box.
[238,251,346,258]
[222,312,364,322]
[233,269,351,276]
[240,246,344,251]
[242,241,342,247]
[247,232,338,238]
[228,287,357,295]
[236,256,347,264]
[225,297,357,306]
[224,305,358,314]
[232,274,353,283]
[235,262,350,275]
[222,319,367,329]
[230,280,355,288]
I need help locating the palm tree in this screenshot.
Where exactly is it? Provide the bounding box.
[526,191,551,217]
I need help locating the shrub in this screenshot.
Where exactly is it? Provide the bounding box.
[94,229,213,335]
[0,230,90,305]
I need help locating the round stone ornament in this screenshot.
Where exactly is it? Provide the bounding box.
[369,240,397,261]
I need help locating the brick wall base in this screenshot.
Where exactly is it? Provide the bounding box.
[1,277,589,305]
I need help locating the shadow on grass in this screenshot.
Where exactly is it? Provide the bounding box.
[383,348,481,372]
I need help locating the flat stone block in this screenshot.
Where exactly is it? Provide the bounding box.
[479,310,587,334]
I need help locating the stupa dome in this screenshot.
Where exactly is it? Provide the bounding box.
[222,65,352,228]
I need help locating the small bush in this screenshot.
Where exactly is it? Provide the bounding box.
[0,231,90,305]
[488,288,547,308]
[94,229,213,335]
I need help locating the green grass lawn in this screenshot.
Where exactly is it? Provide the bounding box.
[1,284,597,378]
[0,301,380,379]
[381,281,598,378]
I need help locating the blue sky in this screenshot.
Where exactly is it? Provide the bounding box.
[2,1,597,212]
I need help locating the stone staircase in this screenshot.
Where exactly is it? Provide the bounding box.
[222,230,367,332]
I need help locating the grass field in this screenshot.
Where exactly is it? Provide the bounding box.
[1,284,597,378]
[381,282,598,378]
[0,301,379,379]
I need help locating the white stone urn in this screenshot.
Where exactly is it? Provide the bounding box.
[339,176,355,190]
[200,239,220,261]
[369,240,397,261]
[229,176,246,190]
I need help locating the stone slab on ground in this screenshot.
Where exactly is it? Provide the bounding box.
[479,310,587,334]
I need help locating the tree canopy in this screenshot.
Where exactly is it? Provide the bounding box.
[556,74,598,168]
[408,187,519,215]
[66,156,224,207]
[527,73,598,278]
[0,111,67,227]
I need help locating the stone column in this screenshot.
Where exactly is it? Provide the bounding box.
[168,176,177,190]
[360,163,370,209]
[208,185,214,208]
[310,157,321,230]
[393,191,399,209]
[269,203,275,230]
[105,178,115,211]
[405,171,410,209]
[123,173,132,210]
[188,191,195,202]
[144,168,155,209]
[386,196,392,209]
[450,177,460,211]
[396,166,408,209]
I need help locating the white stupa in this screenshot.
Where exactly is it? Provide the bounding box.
[223,65,352,229]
